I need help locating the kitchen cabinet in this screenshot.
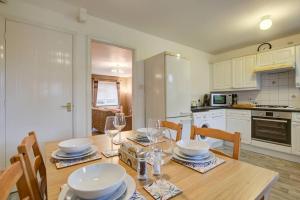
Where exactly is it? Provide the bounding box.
[226,109,251,144]
[210,109,226,130]
[292,113,300,155]
[212,60,232,91]
[257,47,295,67]
[292,122,300,155]
[296,45,300,87]
[232,55,259,89]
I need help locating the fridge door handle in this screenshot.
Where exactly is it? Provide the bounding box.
[179,112,192,116]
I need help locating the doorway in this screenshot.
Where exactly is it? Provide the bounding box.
[90,40,133,135]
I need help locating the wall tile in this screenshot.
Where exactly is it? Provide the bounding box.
[236,70,300,108]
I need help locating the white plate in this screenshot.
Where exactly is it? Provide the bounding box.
[173,147,210,161]
[58,174,136,200]
[68,163,126,199]
[55,147,93,158]
[58,138,92,154]
[51,145,97,160]
[176,140,209,156]
[173,151,215,164]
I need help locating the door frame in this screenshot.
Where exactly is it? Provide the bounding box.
[0,17,76,167]
[86,36,135,134]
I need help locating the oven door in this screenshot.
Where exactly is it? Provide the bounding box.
[252,117,291,146]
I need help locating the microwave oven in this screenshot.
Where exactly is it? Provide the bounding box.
[210,93,232,106]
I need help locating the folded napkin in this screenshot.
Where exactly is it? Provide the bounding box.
[144,179,182,200]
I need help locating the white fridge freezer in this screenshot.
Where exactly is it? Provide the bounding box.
[144,52,191,123]
[165,55,191,118]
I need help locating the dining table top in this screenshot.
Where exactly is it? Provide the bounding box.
[45,131,279,200]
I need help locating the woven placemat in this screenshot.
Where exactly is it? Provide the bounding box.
[54,153,102,169]
[172,156,225,174]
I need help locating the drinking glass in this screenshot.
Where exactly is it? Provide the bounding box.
[103,116,119,156]
[152,128,174,184]
[113,113,126,144]
[146,119,162,146]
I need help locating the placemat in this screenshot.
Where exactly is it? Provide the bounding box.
[54,153,102,169]
[102,151,119,158]
[129,191,146,200]
[127,136,167,147]
[144,179,182,200]
[172,156,225,174]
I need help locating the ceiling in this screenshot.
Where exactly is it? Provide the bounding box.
[60,0,300,54]
[91,41,132,77]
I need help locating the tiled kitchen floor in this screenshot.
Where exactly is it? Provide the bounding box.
[9,147,300,200]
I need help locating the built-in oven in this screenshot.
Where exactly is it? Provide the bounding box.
[210,93,232,107]
[251,110,291,146]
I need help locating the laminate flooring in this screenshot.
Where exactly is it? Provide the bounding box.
[219,146,300,200]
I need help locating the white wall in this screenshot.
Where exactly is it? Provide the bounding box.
[0,0,211,137]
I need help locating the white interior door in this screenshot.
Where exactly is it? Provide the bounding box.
[0,17,5,170]
[5,20,73,166]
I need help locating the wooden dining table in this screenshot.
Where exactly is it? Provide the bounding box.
[45,131,279,200]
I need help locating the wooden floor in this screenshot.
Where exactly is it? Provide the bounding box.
[220,146,300,200]
[9,147,300,200]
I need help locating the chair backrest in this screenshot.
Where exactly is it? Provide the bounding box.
[18,132,46,200]
[190,126,241,160]
[0,154,33,200]
[161,121,183,141]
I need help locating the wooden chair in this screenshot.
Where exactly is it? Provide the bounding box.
[190,126,241,160]
[0,154,33,200]
[18,132,46,200]
[161,121,183,141]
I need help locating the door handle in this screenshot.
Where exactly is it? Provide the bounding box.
[61,102,72,112]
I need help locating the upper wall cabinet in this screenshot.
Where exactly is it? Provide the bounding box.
[232,55,260,89]
[257,47,295,67]
[212,60,232,91]
[296,45,300,88]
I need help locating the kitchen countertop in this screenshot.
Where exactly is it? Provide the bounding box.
[191,106,300,113]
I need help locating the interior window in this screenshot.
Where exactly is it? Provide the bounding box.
[96,81,119,106]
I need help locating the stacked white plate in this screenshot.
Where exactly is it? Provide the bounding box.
[173,140,215,164]
[52,138,96,160]
[58,163,136,200]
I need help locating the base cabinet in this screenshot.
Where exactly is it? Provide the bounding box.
[226,110,251,144]
[292,122,300,155]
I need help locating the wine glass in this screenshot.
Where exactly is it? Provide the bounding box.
[113,113,126,144]
[146,119,162,146]
[103,116,119,156]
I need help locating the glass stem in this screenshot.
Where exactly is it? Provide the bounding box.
[119,131,121,140]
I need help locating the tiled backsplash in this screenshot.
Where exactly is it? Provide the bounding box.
[236,70,300,108]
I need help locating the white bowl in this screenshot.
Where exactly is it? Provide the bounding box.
[176,140,209,156]
[67,163,126,199]
[58,138,91,154]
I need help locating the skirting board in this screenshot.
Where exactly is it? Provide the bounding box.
[224,141,300,163]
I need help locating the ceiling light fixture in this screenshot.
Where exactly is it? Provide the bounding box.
[259,16,272,30]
